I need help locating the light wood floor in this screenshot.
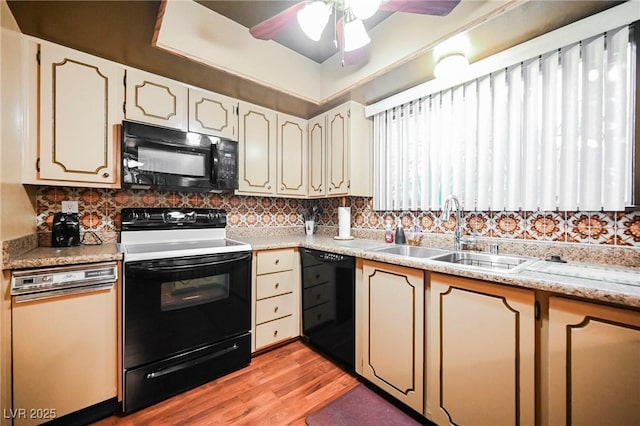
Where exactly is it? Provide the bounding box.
[93,340,359,425]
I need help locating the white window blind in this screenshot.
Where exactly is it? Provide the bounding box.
[374,25,634,212]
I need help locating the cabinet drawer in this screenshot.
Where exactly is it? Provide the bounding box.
[303,282,332,309]
[255,316,297,349]
[256,249,294,275]
[303,264,331,288]
[256,293,295,324]
[256,270,294,299]
[303,302,335,331]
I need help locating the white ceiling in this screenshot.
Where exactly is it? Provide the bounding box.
[154,0,519,105]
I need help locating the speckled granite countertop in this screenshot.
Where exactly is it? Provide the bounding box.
[5,243,121,270]
[239,234,640,309]
[4,234,639,309]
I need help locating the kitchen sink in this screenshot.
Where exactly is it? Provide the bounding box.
[372,245,450,259]
[431,251,534,273]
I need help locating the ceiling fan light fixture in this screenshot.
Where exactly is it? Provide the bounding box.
[297,1,331,41]
[348,0,381,20]
[434,52,469,80]
[343,17,370,52]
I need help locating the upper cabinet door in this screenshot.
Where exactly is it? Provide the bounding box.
[237,101,277,195]
[326,103,350,196]
[38,43,123,186]
[188,88,238,140]
[277,113,307,197]
[125,68,187,130]
[307,114,326,198]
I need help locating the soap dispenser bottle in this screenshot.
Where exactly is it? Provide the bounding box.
[394,220,406,244]
[384,219,394,243]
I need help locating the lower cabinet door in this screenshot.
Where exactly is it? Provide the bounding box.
[547,296,640,426]
[428,273,535,426]
[361,261,424,413]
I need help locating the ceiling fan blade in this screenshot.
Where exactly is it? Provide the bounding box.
[249,2,307,40]
[336,17,368,66]
[379,0,461,16]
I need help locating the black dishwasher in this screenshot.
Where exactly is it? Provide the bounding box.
[300,248,355,372]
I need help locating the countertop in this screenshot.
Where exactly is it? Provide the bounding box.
[240,234,640,309]
[5,235,640,309]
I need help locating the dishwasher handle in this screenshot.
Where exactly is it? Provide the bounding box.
[13,282,115,303]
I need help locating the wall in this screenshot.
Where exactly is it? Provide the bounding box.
[35,187,640,248]
[1,0,37,422]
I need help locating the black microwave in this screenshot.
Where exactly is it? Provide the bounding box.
[121,121,238,192]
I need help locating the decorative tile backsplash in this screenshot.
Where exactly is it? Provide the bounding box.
[35,187,640,247]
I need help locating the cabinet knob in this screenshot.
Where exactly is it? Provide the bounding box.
[315,274,320,279]
[317,314,322,320]
[316,294,321,300]
[275,259,279,265]
[102,172,110,178]
[274,306,279,313]
[268,185,272,190]
[275,283,280,289]
[273,330,279,337]
[281,186,284,191]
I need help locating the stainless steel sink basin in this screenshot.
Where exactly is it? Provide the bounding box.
[431,251,534,273]
[372,245,450,259]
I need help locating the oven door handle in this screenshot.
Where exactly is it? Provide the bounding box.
[129,252,252,272]
[145,343,239,380]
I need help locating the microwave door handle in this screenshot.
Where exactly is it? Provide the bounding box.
[211,145,219,184]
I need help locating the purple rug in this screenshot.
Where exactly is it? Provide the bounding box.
[305,384,424,425]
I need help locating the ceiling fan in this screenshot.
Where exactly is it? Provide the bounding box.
[249,0,461,66]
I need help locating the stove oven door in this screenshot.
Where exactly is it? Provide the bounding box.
[123,251,252,370]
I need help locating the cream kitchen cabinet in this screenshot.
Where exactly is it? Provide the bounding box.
[308,114,326,196]
[428,273,535,426]
[125,68,188,130]
[188,88,238,140]
[360,260,424,413]
[237,101,277,195]
[276,113,307,197]
[308,101,372,198]
[252,248,300,352]
[237,102,307,197]
[30,42,123,187]
[546,296,640,426]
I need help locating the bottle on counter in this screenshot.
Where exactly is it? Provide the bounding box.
[384,219,394,243]
[395,219,406,244]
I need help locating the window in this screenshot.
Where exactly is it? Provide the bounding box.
[374,25,636,212]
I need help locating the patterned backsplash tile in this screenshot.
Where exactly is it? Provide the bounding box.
[35,187,640,247]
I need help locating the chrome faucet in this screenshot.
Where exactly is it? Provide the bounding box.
[440,194,475,251]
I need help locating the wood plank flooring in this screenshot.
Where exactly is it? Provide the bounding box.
[93,340,359,426]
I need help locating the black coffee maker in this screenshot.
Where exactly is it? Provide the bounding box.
[51,213,80,247]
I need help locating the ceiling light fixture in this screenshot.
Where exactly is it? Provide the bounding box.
[343,12,370,52]
[349,0,381,20]
[297,1,331,41]
[433,33,470,81]
[434,52,469,80]
[297,0,380,51]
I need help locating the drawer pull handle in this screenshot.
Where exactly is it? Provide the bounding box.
[275,283,280,289]
[273,330,278,337]
[315,274,320,279]
[102,172,110,178]
[274,306,279,313]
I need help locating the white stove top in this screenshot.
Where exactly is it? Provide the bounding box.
[120,229,252,262]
